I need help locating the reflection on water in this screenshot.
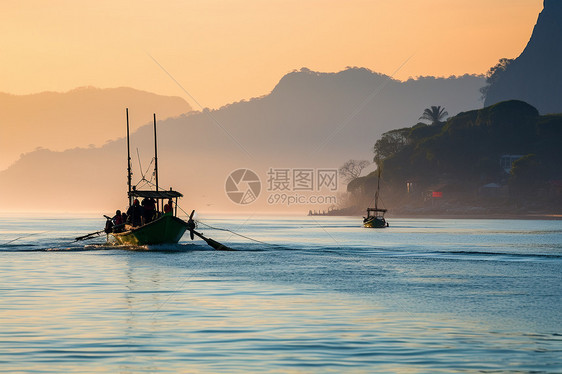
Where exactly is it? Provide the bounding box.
[0,215,561,372]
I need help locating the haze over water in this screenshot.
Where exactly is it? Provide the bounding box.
[1,214,560,372]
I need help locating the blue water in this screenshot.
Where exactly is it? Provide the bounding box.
[0,214,561,373]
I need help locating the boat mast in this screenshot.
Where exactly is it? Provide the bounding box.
[126,108,132,207]
[153,113,159,193]
[375,167,381,210]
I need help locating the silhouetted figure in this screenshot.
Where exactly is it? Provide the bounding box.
[104,217,113,234]
[112,210,125,232]
[113,210,123,226]
[142,197,156,224]
[164,199,173,215]
[127,199,143,227]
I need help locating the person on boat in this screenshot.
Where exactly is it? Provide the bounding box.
[142,197,156,224]
[111,210,125,232]
[126,199,143,227]
[104,217,114,233]
[113,210,123,225]
[163,199,173,215]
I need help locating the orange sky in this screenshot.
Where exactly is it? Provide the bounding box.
[0,0,543,109]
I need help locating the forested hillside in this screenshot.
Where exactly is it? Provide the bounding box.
[348,100,562,215]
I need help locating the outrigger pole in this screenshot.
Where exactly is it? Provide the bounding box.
[126,108,132,207]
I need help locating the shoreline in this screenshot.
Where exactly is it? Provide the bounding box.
[310,212,562,220]
[389,213,562,220]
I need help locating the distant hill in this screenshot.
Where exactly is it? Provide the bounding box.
[0,87,191,170]
[0,68,484,213]
[483,0,562,114]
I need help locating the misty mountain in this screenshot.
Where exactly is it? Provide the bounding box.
[173,68,485,166]
[483,0,562,114]
[0,87,191,170]
[0,68,484,212]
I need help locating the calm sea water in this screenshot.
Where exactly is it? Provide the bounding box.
[0,213,561,373]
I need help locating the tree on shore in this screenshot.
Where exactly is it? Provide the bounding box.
[339,159,370,183]
[373,128,410,162]
[480,58,514,101]
[419,106,448,125]
[509,154,547,199]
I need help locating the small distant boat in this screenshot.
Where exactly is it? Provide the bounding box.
[363,168,389,228]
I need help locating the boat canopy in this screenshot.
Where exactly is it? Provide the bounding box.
[129,190,183,199]
[367,208,387,213]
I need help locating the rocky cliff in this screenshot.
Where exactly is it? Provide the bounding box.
[484,0,562,114]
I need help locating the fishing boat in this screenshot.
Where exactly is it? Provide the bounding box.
[363,168,389,228]
[76,109,231,250]
[110,191,189,245]
[105,109,190,246]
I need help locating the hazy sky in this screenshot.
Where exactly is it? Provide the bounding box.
[1,0,542,109]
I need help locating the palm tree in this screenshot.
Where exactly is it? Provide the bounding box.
[419,106,448,125]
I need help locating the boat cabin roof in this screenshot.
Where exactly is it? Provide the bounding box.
[367,208,387,213]
[129,190,183,199]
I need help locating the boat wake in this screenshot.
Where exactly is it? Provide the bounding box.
[0,242,213,252]
[71,242,212,252]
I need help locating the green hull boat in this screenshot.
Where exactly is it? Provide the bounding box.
[112,214,188,246]
[109,110,189,246]
[78,109,232,251]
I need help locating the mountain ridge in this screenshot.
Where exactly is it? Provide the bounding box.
[0,86,192,170]
[0,67,484,212]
